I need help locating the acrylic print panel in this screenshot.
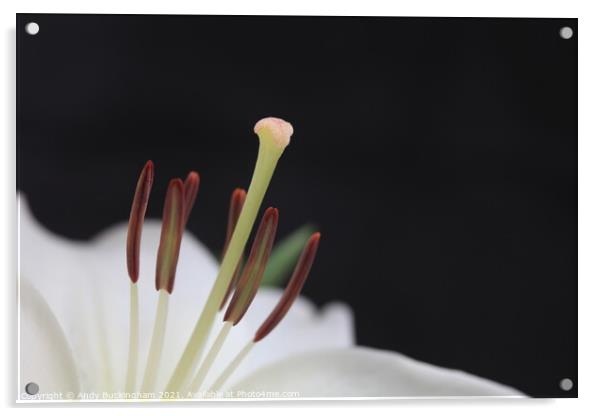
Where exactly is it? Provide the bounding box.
[16,14,577,401]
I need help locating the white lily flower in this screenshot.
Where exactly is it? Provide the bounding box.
[18,195,522,399]
[18,117,523,400]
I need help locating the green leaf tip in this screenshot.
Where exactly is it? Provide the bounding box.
[261,224,318,287]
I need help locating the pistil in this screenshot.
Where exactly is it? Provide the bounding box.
[121,118,310,398]
[165,117,293,393]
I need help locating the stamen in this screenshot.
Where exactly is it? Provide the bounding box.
[125,160,153,394]
[155,179,186,294]
[224,207,279,325]
[183,171,200,225]
[126,160,154,284]
[188,208,278,393]
[208,233,321,392]
[254,232,321,342]
[141,179,186,393]
[165,117,292,393]
[219,188,247,310]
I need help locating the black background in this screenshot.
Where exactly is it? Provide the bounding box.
[16,14,577,397]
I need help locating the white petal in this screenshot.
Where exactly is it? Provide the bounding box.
[19,278,80,398]
[203,288,354,387]
[230,347,524,398]
[18,194,219,391]
[19,195,103,391]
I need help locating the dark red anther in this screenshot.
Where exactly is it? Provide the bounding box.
[222,188,247,257]
[219,188,247,310]
[254,232,321,342]
[126,160,154,284]
[183,171,200,225]
[155,178,186,293]
[223,208,279,324]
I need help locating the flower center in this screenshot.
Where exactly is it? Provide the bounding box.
[123,117,320,397]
